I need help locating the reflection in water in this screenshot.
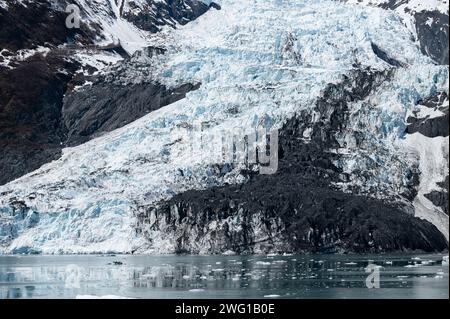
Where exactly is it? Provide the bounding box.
[0,254,448,299]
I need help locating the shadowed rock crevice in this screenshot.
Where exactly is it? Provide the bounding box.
[371,42,404,67]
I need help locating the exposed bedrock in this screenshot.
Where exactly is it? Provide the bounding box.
[0,53,80,185]
[62,82,201,146]
[136,185,447,254]
[414,10,449,65]
[407,92,449,138]
[0,0,97,52]
[123,0,221,32]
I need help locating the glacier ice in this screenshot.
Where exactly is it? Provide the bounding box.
[0,0,448,254]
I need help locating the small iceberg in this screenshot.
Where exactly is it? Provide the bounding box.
[256,261,271,266]
[442,256,449,266]
[189,289,205,292]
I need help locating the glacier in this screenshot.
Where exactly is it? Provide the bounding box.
[0,0,448,254]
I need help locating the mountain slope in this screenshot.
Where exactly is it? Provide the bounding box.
[0,0,447,254]
[0,0,216,185]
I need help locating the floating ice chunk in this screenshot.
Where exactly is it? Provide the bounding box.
[189,289,205,292]
[264,295,281,298]
[256,261,271,266]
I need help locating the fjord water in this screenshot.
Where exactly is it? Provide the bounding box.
[0,254,447,299]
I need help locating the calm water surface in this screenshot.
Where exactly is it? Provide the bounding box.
[0,253,448,299]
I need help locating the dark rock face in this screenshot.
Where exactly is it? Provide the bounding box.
[425,176,449,216]
[123,0,219,33]
[62,82,200,146]
[415,10,449,65]
[406,92,449,138]
[425,191,449,216]
[0,53,80,185]
[0,1,95,52]
[137,184,447,254]
[135,68,448,254]
[406,110,448,138]
[0,0,94,185]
